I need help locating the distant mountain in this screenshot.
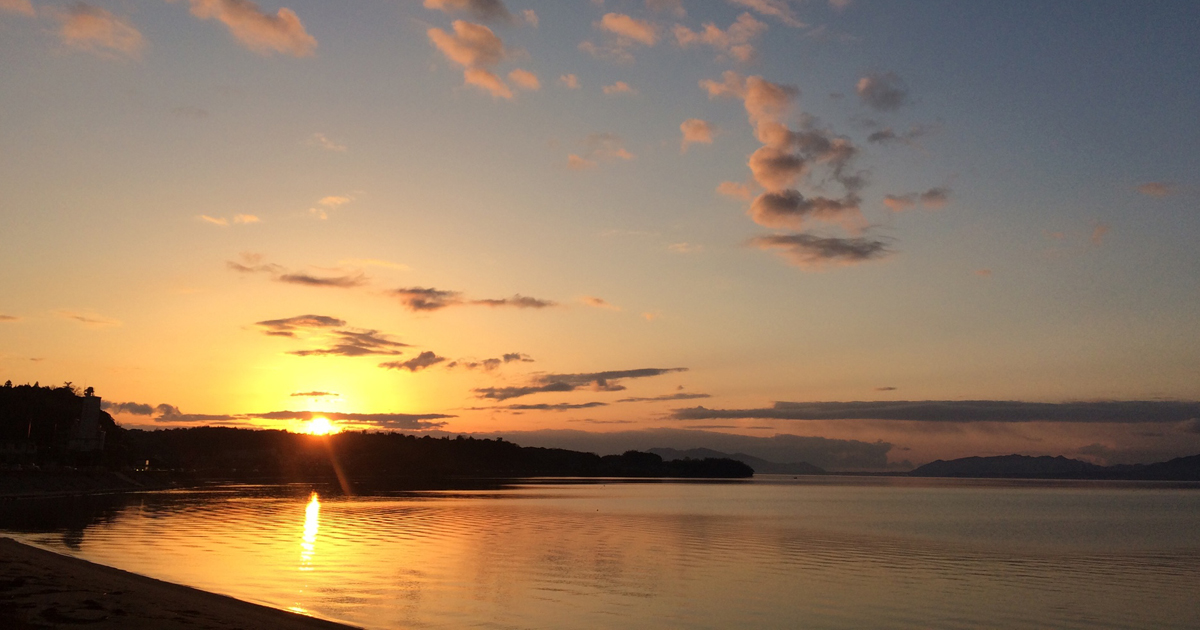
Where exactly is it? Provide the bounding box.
[650,447,826,475]
[910,453,1200,481]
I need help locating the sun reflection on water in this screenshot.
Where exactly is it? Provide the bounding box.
[300,492,320,572]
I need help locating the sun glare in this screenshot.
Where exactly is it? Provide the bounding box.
[305,416,339,435]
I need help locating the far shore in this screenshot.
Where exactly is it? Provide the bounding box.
[0,537,359,630]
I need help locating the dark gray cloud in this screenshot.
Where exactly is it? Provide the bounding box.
[749,191,862,230]
[471,295,557,308]
[101,401,155,415]
[228,254,366,289]
[867,124,933,146]
[875,386,897,392]
[473,367,688,400]
[1179,418,1200,434]
[391,287,463,311]
[255,315,346,337]
[748,233,892,268]
[379,351,447,372]
[447,352,534,371]
[670,400,1200,424]
[277,271,367,288]
[291,391,338,398]
[617,392,711,403]
[425,0,513,24]
[856,72,908,112]
[288,329,407,357]
[502,402,609,412]
[437,427,893,471]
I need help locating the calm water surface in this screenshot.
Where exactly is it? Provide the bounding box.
[2,476,1199,629]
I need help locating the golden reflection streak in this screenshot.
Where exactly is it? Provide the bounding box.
[300,492,320,572]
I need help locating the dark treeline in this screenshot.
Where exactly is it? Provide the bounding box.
[909,454,1200,481]
[0,383,752,481]
[122,428,754,482]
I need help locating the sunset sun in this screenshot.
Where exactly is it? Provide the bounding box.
[305,417,338,436]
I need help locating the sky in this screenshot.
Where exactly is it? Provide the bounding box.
[2,0,1199,469]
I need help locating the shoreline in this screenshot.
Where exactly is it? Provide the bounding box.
[0,538,359,630]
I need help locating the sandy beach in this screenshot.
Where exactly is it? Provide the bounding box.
[0,538,358,630]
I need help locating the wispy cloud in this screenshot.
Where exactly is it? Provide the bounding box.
[227,254,368,288]
[424,0,512,24]
[55,309,121,329]
[670,400,1200,424]
[199,213,260,226]
[390,286,555,311]
[680,118,717,152]
[717,181,753,200]
[867,125,933,146]
[309,132,347,152]
[379,351,447,372]
[470,295,556,308]
[309,194,354,220]
[291,391,338,398]
[0,0,34,17]
[182,0,316,57]
[447,352,533,371]
[1091,223,1110,245]
[617,392,710,403]
[749,233,891,269]
[55,3,144,59]
[508,68,540,91]
[602,81,637,95]
[581,12,659,62]
[287,328,407,357]
[729,0,804,28]
[559,73,581,89]
[1136,182,1175,198]
[673,12,767,62]
[0,314,20,322]
[581,296,620,311]
[857,72,908,112]
[474,367,687,400]
[883,187,950,212]
[254,314,346,337]
[568,132,635,170]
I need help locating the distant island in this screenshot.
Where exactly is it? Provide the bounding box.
[909,453,1200,481]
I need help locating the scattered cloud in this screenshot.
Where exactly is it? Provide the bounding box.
[254,314,346,337]
[974,269,992,278]
[581,296,620,310]
[749,233,892,269]
[277,271,367,288]
[0,0,34,17]
[233,214,260,224]
[867,125,933,146]
[729,0,804,28]
[474,367,687,400]
[670,400,1200,424]
[448,352,534,371]
[617,392,710,403]
[641,311,660,321]
[883,187,950,212]
[522,9,538,27]
[597,12,658,46]
[875,386,897,392]
[101,401,155,415]
[55,3,145,59]
[568,132,635,170]
[559,73,581,89]
[470,295,557,308]
[428,20,512,99]
[309,132,347,152]
[288,328,408,357]
[1136,182,1175,197]
[673,12,767,62]
[199,215,229,226]
[1091,223,1110,245]
[680,118,717,152]
[500,402,609,412]
[749,190,865,231]
[379,351,447,372]
[717,181,753,200]
[507,68,540,91]
[602,81,637,95]
[668,242,702,254]
[0,315,20,322]
[390,287,463,311]
[228,254,368,288]
[183,0,316,57]
[423,0,512,24]
[857,72,908,112]
[310,194,354,219]
[291,391,338,398]
[55,309,121,329]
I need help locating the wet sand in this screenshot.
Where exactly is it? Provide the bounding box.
[0,538,358,630]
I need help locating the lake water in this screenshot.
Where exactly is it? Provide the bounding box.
[2,476,1199,629]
